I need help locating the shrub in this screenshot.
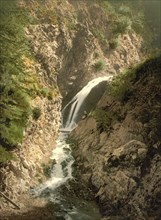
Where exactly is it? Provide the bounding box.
[92,28,106,44]
[41,88,49,97]
[107,68,136,101]
[93,60,106,72]
[40,88,53,100]
[112,16,132,36]
[32,107,41,120]
[109,38,120,50]
[0,146,14,164]
[47,91,53,100]
[118,5,132,17]
[91,108,117,131]
[67,21,76,31]
[94,51,100,58]
[0,1,32,149]
[36,8,58,24]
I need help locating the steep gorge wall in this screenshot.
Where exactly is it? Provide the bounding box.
[0,49,62,209]
[70,56,161,220]
[24,0,142,106]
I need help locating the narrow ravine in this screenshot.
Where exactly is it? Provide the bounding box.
[30,77,111,219]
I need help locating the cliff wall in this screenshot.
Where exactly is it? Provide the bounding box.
[70,56,161,220]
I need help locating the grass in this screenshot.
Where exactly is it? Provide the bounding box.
[91,108,118,132]
[66,21,77,31]
[107,54,161,102]
[107,68,136,101]
[0,1,58,163]
[92,28,107,44]
[32,107,41,120]
[93,60,106,72]
[109,38,120,50]
[112,16,132,36]
[0,0,33,156]
[0,146,15,163]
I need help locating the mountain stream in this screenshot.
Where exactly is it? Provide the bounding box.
[31,77,111,220]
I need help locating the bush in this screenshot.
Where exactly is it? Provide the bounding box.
[112,16,132,36]
[91,108,118,132]
[107,68,136,101]
[93,60,106,71]
[67,21,76,31]
[36,8,58,24]
[41,88,49,97]
[41,88,53,100]
[0,146,14,164]
[32,107,41,120]
[94,51,100,58]
[109,38,120,50]
[0,1,32,149]
[118,5,132,17]
[92,28,106,43]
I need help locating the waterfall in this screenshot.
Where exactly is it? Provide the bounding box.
[62,76,111,130]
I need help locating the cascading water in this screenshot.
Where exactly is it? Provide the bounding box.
[32,76,111,219]
[62,76,111,130]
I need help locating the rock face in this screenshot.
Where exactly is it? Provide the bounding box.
[70,56,161,220]
[0,48,62,209]
[0,0,143,214]
[23,0,142,106]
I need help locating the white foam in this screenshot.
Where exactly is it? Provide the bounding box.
[62,76,112,129]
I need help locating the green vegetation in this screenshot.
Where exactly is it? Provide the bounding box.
[40,87,53,100]
[37,8,58,24]
[0,146,15,163]
[93,60,106,72]
[109,38,120,50]
[112,16,132,36]
[92,28,107,44]
[102,1,144,35]
[66,20,77,31]
[97,0,160,51]
[91,108,118,131]
[0,1,59,164]
[107,68,136,101]
[0,1,32,156]
[0,1,51,164]
[108,0,161,49]
[107,54,161,102]
[32,107,41,120]
[41,88,49,97]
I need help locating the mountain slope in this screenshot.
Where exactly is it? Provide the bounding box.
[70,55,161,220]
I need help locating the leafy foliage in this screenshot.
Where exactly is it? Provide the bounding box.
[112,16,132,35]
[107,54,161,102]
[92,28,106,44]
[93,60,106,72]
[36,8,58,24]
[0,0,32,160]
[91,108,118,132]
[109,38,120,50]
[107,68,136,101]
[32,107,41,120]
[0,146,14,163]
